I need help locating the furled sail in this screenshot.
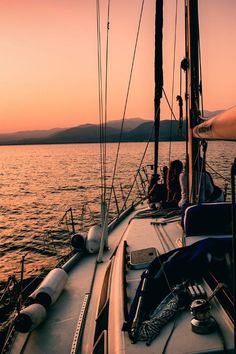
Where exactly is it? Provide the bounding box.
[193,106,236,140]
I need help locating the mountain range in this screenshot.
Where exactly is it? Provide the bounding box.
[0,110,223,145]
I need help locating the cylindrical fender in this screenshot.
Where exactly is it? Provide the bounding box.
[71,232,87,250]
[86,225,102,254]
[14,303,47,333]
[30,268,68,308]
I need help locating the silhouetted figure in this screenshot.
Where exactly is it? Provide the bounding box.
[148,168,168,207]
[165,160,183,207]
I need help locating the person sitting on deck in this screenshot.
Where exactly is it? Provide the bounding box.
[147,167,168,207]
[164,160,183,208]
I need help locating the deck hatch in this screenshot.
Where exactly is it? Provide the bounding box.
[129,247,157,269]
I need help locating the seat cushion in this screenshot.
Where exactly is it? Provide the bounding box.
[184,202,232,236]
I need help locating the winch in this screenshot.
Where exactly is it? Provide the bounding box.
[187,282,216,334]
[188,282,227,334]
[190,298,216,334]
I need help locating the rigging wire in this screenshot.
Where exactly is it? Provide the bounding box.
[168,0,178,164]
[192,144,230,202]
[103,0,112,202]
[106,0,145,216]
[163,87,187,140]
[96,0,105,206]
[120,123,155,214]
[206,161,231,183]
[97,0,145,262]
[96,0,111,212]
[162,88,178,122]
[198,24,204,117]
[95,0,112,261]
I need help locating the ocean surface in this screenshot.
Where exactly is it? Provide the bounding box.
[0,141,235,283]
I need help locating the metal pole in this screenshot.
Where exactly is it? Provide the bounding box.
[112,186,120,216]
[154,0,163,175]
[70,207,76,234]
[231,158,236,323]
[97,200,108,263]
[186,0,201,203]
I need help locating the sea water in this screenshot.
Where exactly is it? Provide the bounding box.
[0,141,235,282]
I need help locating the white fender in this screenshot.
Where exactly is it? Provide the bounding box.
[86,224,102,253]
[15,303,47,333]
[30,268,68,307]
[71,232,87,250]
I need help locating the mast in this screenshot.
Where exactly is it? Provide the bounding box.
[185,0,201,203]
[153,0,163,175]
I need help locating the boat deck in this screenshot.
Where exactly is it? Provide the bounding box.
[106,208,234,354]
[9,205,140,354]
[8,204,234,354]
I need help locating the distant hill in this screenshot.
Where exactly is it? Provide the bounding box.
[106,117,151,131]
[124,120,186,142]
[47,124,121,143]
[0,128,63,144]
[48,118,155,144]
[0,119,184,145]
[0,110,224,145]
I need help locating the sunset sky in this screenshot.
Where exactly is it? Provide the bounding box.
[0,0,235,133]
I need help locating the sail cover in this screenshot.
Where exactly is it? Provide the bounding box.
[193,106,236,140]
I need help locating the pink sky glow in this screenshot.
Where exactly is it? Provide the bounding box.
[0,0,235,133]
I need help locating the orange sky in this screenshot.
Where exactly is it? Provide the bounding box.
[0,0,235,133]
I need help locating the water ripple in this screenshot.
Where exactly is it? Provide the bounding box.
[0,141,235,282]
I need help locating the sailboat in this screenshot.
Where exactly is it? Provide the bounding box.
[1,0,235,353]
